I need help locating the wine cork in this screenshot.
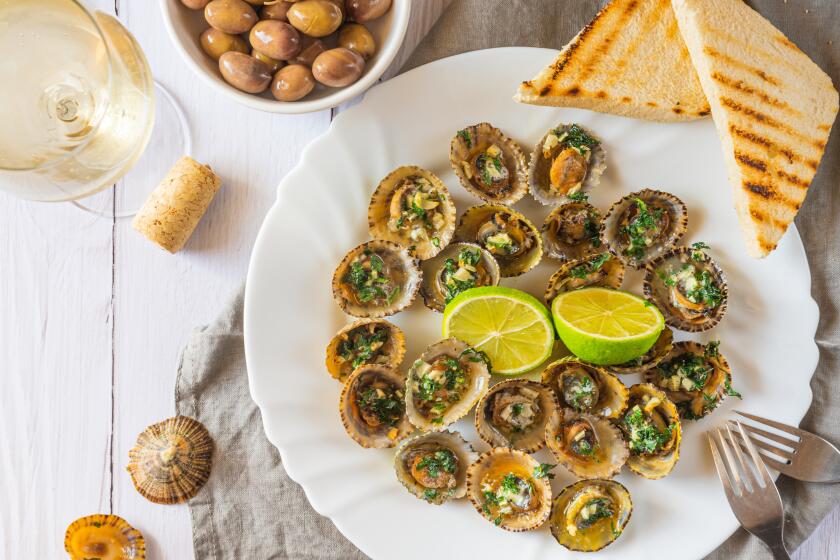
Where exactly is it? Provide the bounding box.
[132,157,221,253]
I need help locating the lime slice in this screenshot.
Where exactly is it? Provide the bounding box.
[551,287,664,365]
[442,286,554,375]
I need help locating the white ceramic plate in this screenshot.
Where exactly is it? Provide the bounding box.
[245,48,818,560]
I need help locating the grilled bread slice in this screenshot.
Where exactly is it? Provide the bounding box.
[515,0,710,122]
[672,0,839,258]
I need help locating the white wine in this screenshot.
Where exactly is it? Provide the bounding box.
[0,0,155,201]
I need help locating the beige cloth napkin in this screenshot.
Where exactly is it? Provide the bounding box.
[175,1,840,558]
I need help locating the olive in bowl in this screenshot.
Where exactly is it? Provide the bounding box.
[312,48,365,87]
[219,51,273,93]
[347,0,392,23]
[200,28,248,60]
[271,64,316,101]
[338,23,376,60]
[204,0,258,34]
[287,0,343,37]
[249,20,301,61]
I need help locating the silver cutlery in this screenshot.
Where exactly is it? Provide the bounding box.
[709,421,791,560]
[732,410,840,483]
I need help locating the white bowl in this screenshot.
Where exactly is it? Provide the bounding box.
[159,0,412,114]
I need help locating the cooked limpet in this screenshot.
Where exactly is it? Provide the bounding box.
[544,253,625,304]
[455,204,543,277]
[466,448,553,532]
[474,380,558,453]
[645,341,739,420]
[528,124,607,205]
[609,327,674,375]
[420,242,500,312]
[601,189,688,268]
[541,357,628,419]
[643,244,728,332]
[405,338,490,431]
[545,410,629,479]
[325,319,406,382]
[126,415,213,504]
[65,514,146,560]
[449,123,528,205]
[541,197,604,261]
[340,364,413,448]
[620,383,682,479]
[549,479,632,552]
[394,430,477,505]
[368,166,457,260]
[331,239,422,318]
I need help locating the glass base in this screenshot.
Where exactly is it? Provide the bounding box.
[71,80,191,219]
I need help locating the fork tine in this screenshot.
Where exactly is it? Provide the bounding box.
[732,420,800,450]
[724,424,754,492]
[739,431,794,460]
[734,439,792,471]
[735,421,775,487]
[716,428,745,494]
[734,410,804,439]
[708,433,735,496]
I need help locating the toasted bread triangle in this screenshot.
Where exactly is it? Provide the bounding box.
[515,0,710,122]
[672,0,839,257]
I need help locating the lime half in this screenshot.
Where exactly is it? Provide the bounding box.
[442,286,554,375]
[551,287,664,365]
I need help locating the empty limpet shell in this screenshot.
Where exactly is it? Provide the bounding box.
[65,514,146,560]
[127,415,213,504]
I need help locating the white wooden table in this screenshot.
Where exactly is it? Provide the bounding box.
[0,1,837,558]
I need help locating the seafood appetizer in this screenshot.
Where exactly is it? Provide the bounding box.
[368,166,457,260]
[455,204,543,277]
[529,124,607,205]
[466,448,553,531]
[645,341,740,420]
[340,364,413,448]
[450,123,528,205]
[620,384,682,479]
[644,243,728,332]
[541,196,604,261]
[405,339,491,430]
[394,430,477,505]
[332,240,422,318]
[541,357,628,419]
[609,328,674,375]
[475,380,559,453]
[420,242,500,312]
[65,514,146,560]
[545,410,629,479]
[549,479,633,552]
[544,253,625,303]
[325,319,406,382]
[601,189,688,268]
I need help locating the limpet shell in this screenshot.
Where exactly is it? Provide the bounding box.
[474,379,559,453]
[541,357,629,419]
[420,242,500,313]
[340,364,413,448]
[325,318,406,382]
[541,200,604,261]
[455,204,543,277]
[394,430,477,505]
[528,124,607,206]
[621,383,682,479]
[65,514,146,560]
[544,254,625,304]
[549,479,633,552]
[609,327,674,375]
[545,409,629,479]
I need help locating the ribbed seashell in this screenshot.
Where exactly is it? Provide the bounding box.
[126,415,213,504]
[449,122,528,205]
[609,327,674,375]
[644,341,735,420]
[474,379,558,453]
[549,479,633,552]
[325,319,406,382]
[65,514,146,560]
[528,124,607,206]
[368,166,457,260]
[394,430,477,505]
[643,245,728,332]
[544,254,625,304]
[620,383,682,479]
[541,200,604,261]
[331,239,422,318]
[455,204,543,277]
[340,365,413,448]
[601,189,688,268]
[420,242,500,313]
[405,338,490,431]
[545,409,629,479]
[466,448,553,532]
[541,357,629,419]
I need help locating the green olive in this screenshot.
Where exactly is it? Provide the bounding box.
[287,0,343,38]
[249,20,301,61]
[291,35,326,66]
[242,0,266,4]
[271,64,316,101]
[346,0,391,23]
[200,27,249,61]
[204,0,258,34]
[338,23,375,60]
[260,1,293,21]
[219,51,273,93]
[312,47,365,87]
[253,50,285,73]
[180,0,210,9]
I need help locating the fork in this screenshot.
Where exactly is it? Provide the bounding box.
[732,410,840,483]
[709,421,791,560]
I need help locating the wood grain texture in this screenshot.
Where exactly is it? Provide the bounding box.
[0,0,837,559]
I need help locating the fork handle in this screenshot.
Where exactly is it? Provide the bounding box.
[765,540,791,560]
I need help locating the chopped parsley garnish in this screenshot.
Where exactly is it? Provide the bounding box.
[572,435,597,457]
[568,191,589,202]
[724,379,742,399]
[500,473,522,493]
[621,198,664,260]
[691,241,710,261]
[343,253,399,304]
[569,253,611,279]
[359,386,405,426]
[658,352,712,391]
[457,129,472,148]
[577,498,614,530]
[567,375,595,410]
[338,328,387,369]
[533,463,556,479]
[561,124,600,151]
[423,489,438,501]
[705,340,720,358]
[417,449,457,479]
[623,405,672,454]
[441,248,482,303]
[431,237,440,247]
[478,153,504,186]
[460,347,492,370]
[686,270,723,308]
[511,403,523,416]
[703,393,719,412]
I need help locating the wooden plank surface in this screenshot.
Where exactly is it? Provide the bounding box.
[0,0,836,558]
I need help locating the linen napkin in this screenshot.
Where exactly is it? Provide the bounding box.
[175,1,840,558]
